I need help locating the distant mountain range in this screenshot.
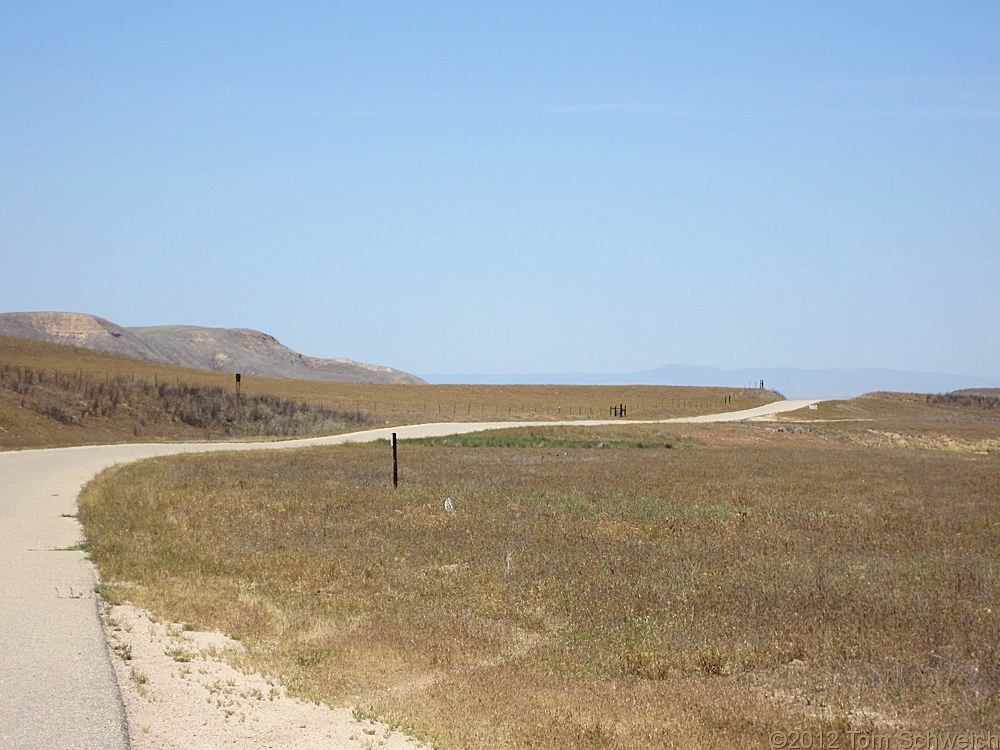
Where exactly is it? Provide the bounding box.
[425,364,999,400]
[5,312,993,397]
[0,312,424,385]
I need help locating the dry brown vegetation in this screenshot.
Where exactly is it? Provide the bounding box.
[774,391,1000,451]
[80,397,1000,748]
[0,364,373,444]
[0,334,775,449]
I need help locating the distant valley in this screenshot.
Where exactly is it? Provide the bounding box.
[0,312,424,385]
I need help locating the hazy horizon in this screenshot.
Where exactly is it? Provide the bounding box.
[422,362,1000,400]
[3,307,999,400]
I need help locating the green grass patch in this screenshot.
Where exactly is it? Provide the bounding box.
[402,427,690,450]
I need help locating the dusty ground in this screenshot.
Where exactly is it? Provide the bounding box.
[102,603,424,750]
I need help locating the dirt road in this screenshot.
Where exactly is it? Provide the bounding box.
[0,398,818,748]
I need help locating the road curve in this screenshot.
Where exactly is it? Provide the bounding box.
[0,397,819,749]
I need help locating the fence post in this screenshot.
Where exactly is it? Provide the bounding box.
[391,433,398,488]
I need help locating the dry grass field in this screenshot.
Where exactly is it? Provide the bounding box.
[0,334,775,449]
[773,391,1000,449]
[79,396,1000,748]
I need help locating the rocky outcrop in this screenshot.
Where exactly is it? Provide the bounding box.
[0,312,424,384]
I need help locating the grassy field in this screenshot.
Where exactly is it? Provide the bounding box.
[79,396,1000,748]
[0,334,776,449]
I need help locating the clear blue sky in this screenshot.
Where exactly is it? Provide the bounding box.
[2,2,998,378]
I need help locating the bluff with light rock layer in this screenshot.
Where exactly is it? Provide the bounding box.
[0,312,424,384]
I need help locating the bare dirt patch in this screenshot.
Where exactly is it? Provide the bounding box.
[103,602,424,750]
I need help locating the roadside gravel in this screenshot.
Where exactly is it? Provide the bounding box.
[104,603,421,750]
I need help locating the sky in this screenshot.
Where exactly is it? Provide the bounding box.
[2,2,998,380]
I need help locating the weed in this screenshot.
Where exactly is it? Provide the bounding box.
[166,647,194,663]
[112,642,132,662]
[54,542,88,552]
